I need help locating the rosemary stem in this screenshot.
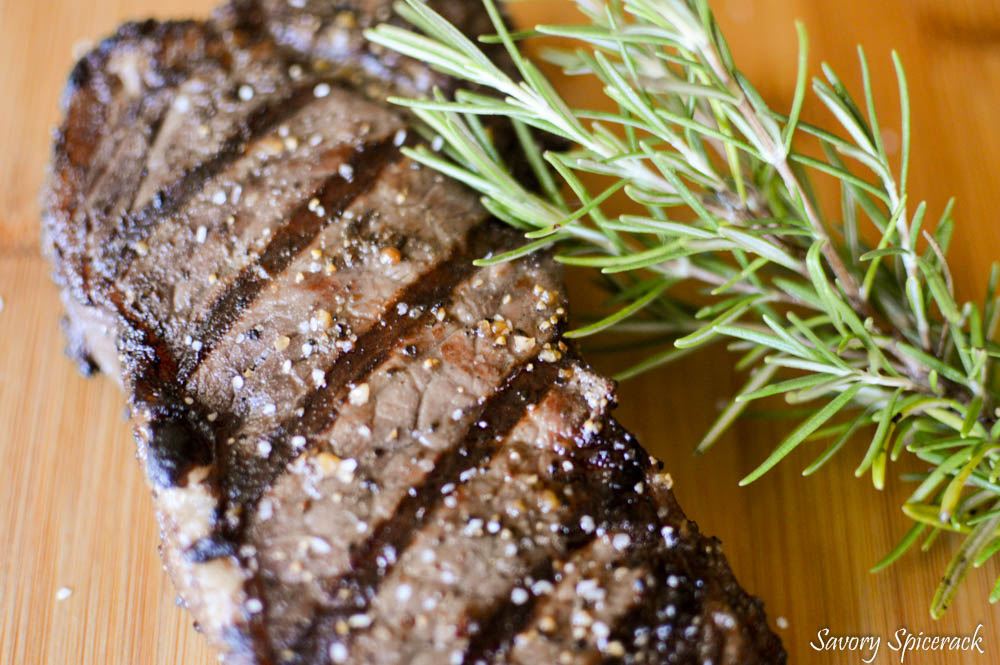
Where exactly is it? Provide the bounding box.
[696,31,876,323]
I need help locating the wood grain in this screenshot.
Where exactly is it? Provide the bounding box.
[3,1,1000,663]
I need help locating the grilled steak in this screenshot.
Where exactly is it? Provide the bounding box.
[41,1,785,663]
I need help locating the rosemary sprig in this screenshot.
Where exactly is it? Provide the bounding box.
[366,0,1000,617]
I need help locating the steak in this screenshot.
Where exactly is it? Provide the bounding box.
[41,1,786,663]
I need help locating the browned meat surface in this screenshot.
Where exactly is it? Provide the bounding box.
[40,1,786,664]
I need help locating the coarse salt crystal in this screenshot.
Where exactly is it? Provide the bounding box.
[347,613,372,629]
[313,82,332,98]
[338,458,358,481]
[348,383,370,406]
[329,643,348,663]
[310,537,332,554]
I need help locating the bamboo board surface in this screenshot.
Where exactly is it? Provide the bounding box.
[3,1,1000,663]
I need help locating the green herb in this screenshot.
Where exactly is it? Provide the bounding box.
[366,0,1000,617]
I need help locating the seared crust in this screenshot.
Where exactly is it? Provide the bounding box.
[41,3,785,664]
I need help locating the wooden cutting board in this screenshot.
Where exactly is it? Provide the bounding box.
[3,1,1000,662]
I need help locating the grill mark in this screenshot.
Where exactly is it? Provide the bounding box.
[75,97,153,304]
[63,20,214,212]
[128,108,169,213]
[208,219,518,665]
[114,82,321,267]
[596,553,702,665]
[585,418,692,665]
[240,574,276,665]
[468,546,644,665]
[462,558,557,665]
[103,283,222,487]
[291,359,564,663]
[107,283,179,399]
[204,219,515,548]
[80,99,142,203]
[598,603,653,665]
[461,416,653,665]
[176,133,404,383]
[75,80,177,305]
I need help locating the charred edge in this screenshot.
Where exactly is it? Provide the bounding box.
[103,283,223,487]
[176,132,404,383]
[291,359,565,663]
[204,219,514,547]
[600,512,786,662]
[214,0,268,32]
[603,592,785,665]
[145,406,216,488]
[65,19,203,98]
[185,532,238,563]
[597,554,709,665]
[573,417,655,538]
[589,417,713,665]
[116,81,321,260]
[462,416,656,665]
